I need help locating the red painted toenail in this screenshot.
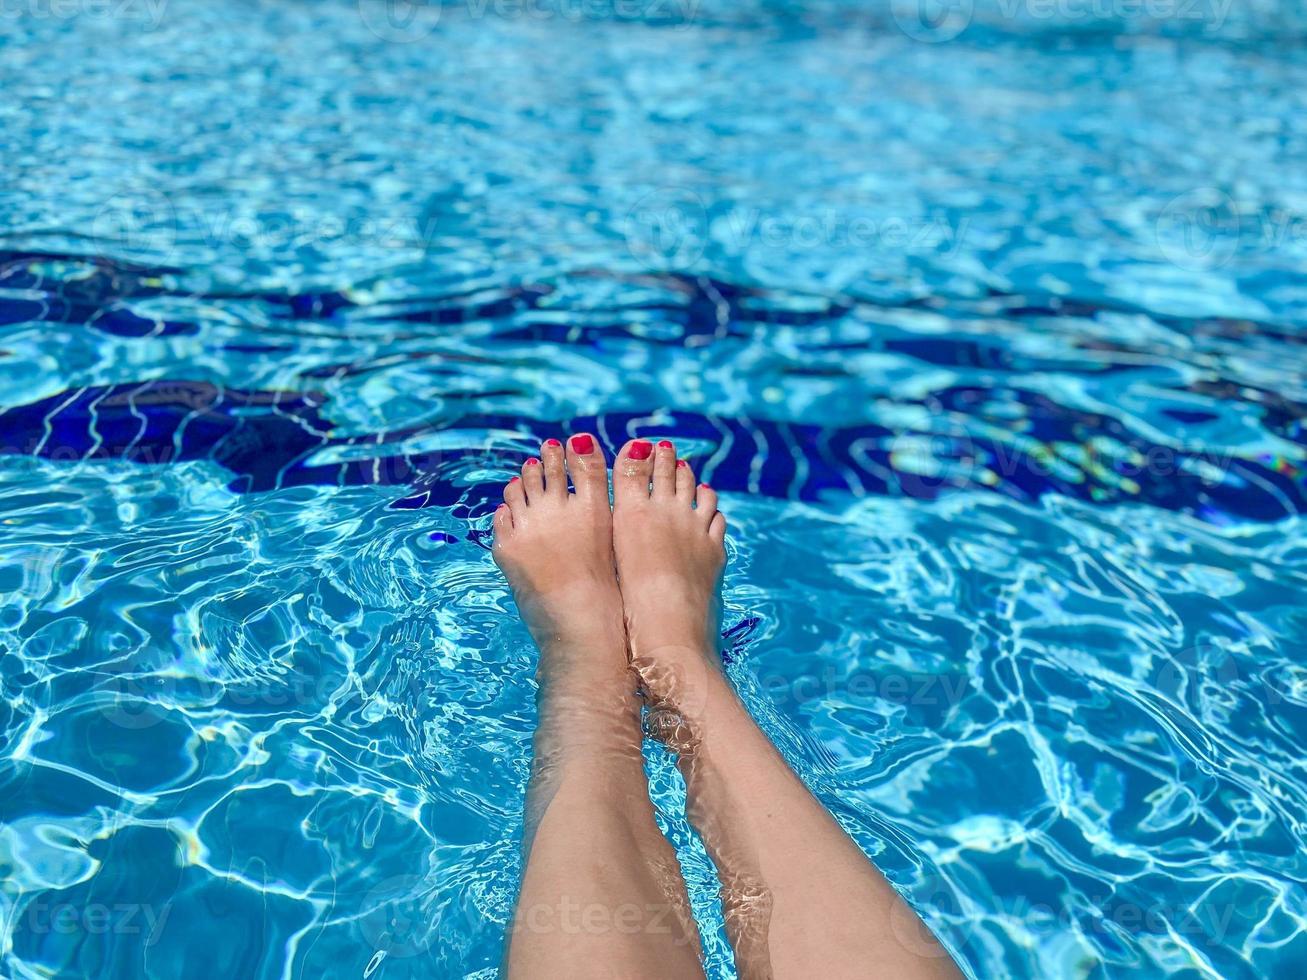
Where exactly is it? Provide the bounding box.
[629,440,653,460]
[699,482,711,489]
[658,440,674,450]
[526,458,539,466]
[510,476,520,483]
[571,434,595,455]
[545,438,561,447]
[677,459,688,468]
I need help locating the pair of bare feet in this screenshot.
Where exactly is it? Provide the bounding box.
[492,433,724,715]
[491,434,962,980]
[492,434,724,976]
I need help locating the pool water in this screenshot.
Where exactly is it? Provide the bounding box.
[2,1,1305,977]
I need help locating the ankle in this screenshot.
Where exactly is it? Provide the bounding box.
[535,628,630,690]
[632,643,734,748]
[623,600,720,659]
[520,579,625,648]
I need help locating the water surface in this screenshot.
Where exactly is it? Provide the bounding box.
[1,2,1305,977]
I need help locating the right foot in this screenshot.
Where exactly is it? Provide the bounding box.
[610,438,728,712]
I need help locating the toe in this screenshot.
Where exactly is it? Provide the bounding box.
[504,474,527,513]
[613,438,655,506]
[652,439,678,498]
[541,438,566,496]
[565,432,608,504]
[674,456,695,499]
[694,482,717,524]
[709,510,726,544]
[492,502,515,548]
[521,456,545,502]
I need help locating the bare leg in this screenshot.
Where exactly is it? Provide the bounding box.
[610,438,963,980]
[493,434,705,980]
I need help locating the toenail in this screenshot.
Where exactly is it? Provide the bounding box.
[526,458,539,466]
[510,476,520,483]
[699,482,711,489]
[629,440,653,460]
[545,438,561,447]
[571,434,595,455]
[677,459,688,468]
[658,440,674,450]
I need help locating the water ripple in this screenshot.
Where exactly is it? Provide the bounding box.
[4,1,1307,978]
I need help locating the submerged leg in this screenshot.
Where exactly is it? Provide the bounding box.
[611,437,963,980]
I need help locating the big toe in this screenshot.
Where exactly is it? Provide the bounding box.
[613,438,655,507]
[565,432,609,504]
[491,503,516,565]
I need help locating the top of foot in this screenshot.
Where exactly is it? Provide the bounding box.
[610,438,727,666]
[490,433,728,701]
[492,433,622,648]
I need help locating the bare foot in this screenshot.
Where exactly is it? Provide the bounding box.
[609,438,727,715]
[492,434,628,694]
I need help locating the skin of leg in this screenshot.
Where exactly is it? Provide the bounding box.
[611,438,963,980]
[492,435,706,980]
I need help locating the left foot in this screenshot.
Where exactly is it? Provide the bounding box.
[491,434,628,688]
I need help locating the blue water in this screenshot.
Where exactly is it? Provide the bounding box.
[2,1,1305,977]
